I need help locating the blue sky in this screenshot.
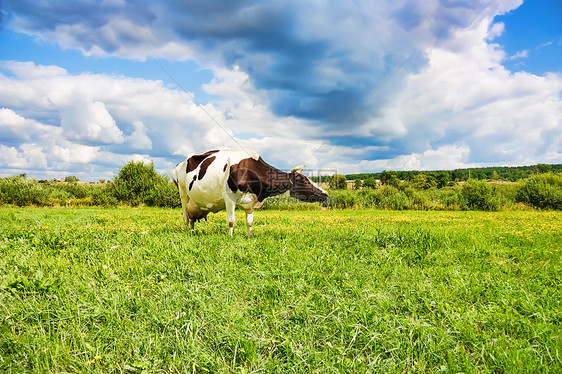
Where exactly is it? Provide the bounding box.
[494,1,562,74]
[0,0,561,181]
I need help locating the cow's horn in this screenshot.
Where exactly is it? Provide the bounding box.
[291,165,305,174]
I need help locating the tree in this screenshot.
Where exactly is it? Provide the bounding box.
[65,176,79,183]
[434,171,450,188]
[461,179,499,211]
[353,178,362,190]
[516,173,562,210]
[411,174,428,189]
[330,174,347,190]
[535,164,552,174]
[380,170,399,187]
[363,176,377,189]
[112,161,172,206]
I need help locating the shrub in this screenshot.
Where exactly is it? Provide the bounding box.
[427,187,462,210]
[327,190,358,208]
[461,179,499,211]
[111,161,173,206]
[354,186,408,210]
[90,186,119,207]
[0,176,49,206]
[516,173,562,210]
[145,182,181,208]
[375,185,409,210]
[363,177,377,189]
[52,182,90,199]
[406,187,431,210]
[329,174,347,190]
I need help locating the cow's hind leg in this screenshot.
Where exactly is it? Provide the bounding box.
[225,199,236,236]
[245,211,254,236]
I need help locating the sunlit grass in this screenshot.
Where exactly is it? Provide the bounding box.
[1,207,561,372]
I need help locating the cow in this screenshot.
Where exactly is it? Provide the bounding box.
[174,148,328,235]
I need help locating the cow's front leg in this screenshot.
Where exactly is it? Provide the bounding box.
[225,199,236,236]
[245,211,254,236]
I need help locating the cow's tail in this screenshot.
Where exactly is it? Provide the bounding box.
[169,171,179,189]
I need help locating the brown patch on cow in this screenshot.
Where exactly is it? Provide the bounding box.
[228,157,292,202]
[185,150,219,174]
[223,163,228,172]
[198,155,216,180]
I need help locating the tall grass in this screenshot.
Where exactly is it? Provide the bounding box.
[1,207,560,372]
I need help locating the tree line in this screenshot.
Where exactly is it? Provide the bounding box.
[1,161,561,210]
[342,163,562,185]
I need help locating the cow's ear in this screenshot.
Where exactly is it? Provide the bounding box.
[291,165,305,174]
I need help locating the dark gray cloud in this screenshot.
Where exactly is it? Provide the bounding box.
[1,0,424,125]
[0,0,517,125]
[1,0,157,53]
[162,1,425,125]
[2,0,156,29]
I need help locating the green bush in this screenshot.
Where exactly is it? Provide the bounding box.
[427,187,462,210]
[405,187,431,210]
[329,174,347,190]
[353,186,408,210]
[145,182,181,208]
[52,182,91,199]
[111,161,178,207]
[374,185,409,210]
[0,177,49,206]
[363,176,377,189]
[90,186,119,207]
[327,190,358,208]
[461,179,499,211]
[516,173,562,210]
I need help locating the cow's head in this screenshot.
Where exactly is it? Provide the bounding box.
[289,165,329,203]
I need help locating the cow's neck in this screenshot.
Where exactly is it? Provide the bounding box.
[262,169,292,199]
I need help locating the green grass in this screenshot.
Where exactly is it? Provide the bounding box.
[1,207,561,373]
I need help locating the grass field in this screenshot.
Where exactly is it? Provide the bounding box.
[1,207,561,373]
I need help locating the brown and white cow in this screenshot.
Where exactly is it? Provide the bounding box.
[174,148,328,235]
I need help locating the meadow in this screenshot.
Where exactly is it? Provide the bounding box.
[0,207,561,373]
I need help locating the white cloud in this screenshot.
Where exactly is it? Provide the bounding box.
[510,49,529,60]
[59,98,124,144]
[0,61,325,179]
[0,107,63,142]
[348,144,474,173]
[53,143,100,164]
[373,18,562,166]
[126,121,152,150]
[0,143,48,169]
[1,0,561,180]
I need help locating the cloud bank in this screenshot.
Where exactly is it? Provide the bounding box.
[0,0,561,180]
